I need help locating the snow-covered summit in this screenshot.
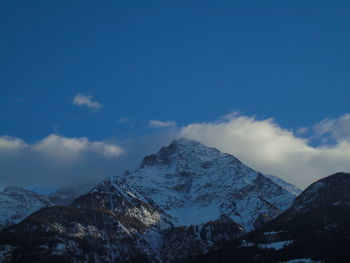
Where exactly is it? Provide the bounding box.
[140,138,241,169]
[98,138,300,231]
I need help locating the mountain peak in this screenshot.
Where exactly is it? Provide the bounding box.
[159,138,209,155]
[140,138,221,168]
[171,137,202,147]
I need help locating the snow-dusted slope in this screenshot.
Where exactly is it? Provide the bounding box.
[0,186,52,230]
[264,174,301,197]
[101,138,300,231]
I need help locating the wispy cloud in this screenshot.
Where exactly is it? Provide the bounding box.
[73,94,102,111]
[149,120,176,128]
[313,114,350,143]
[33,134,122,159]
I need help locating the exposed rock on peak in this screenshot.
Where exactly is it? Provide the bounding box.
[141,138,241,169]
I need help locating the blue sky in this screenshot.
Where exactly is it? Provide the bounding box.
[0,1,349,190]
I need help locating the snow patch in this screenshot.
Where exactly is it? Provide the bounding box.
[258,240,292,250]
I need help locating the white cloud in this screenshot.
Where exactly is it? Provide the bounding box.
[34,134,122,159]
[180,114,350,189]
[149,120,176,128]
[313,114,350,142]
[0,136,27,150]
[0,135,123,189]
[73,94,102,111]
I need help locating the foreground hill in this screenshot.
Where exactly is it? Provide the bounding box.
[191,172,350,263]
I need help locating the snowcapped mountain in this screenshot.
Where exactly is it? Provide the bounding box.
[108,138,301,231]
[0,138,300,262]
[0,186,52,230]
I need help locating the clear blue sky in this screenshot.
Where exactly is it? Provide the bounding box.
[1,0,349,143]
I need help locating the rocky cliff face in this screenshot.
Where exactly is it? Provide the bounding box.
[0,139,300,262]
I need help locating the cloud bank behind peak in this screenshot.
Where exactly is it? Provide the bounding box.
[1,113,350,191]
[180,114,350,189]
